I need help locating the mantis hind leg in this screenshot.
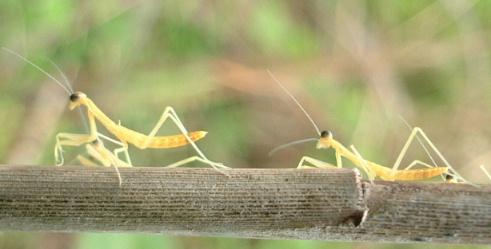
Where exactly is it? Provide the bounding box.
[164,156,229,169]
[392,127,474,185]
[140,106,228,171]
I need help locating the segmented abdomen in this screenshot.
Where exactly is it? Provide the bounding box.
[375,165,448,181]
[145,131,207,148]
[148,131,207,148]
[113,125,208,149]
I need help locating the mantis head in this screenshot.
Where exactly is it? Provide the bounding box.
[69,91,87,110]
[316,130,333,149]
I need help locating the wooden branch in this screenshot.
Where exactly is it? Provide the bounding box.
[0,165,489,245]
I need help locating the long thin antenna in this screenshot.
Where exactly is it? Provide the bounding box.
[49,59,75,94]
[2,47,72,95]
[48,59,90,133]
[267,70,321,136]
[268,138,318,156]
[3,47,91,134]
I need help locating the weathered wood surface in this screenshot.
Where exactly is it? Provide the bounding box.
[0,165,489,245]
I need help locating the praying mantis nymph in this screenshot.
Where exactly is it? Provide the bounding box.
[267,70,474,185]
[3,47,228,177]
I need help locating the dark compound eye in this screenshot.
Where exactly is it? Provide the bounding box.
[320,130,332,138]
[69,93,80,102]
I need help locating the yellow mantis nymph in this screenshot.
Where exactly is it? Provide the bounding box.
[3,47,227,172]
[268,71,473,185]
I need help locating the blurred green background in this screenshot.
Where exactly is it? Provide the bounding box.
[1,0,490,248]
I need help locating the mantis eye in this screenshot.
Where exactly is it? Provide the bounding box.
[320,130,332,138]
[69,93,79,102]
[70,91,87,102]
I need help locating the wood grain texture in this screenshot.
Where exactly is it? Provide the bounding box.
[0,165,489,245]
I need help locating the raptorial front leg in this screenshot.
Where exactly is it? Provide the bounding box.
[349,145,376,182]
[55,127,129,187]
[55,132,97,166]
[297,156,337,169]
[77,155,102,167]
[55,110,101,166]
[76,142,110,167]
[77,140,132,167]
[96,132,133,167]
[334,148,343,168]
